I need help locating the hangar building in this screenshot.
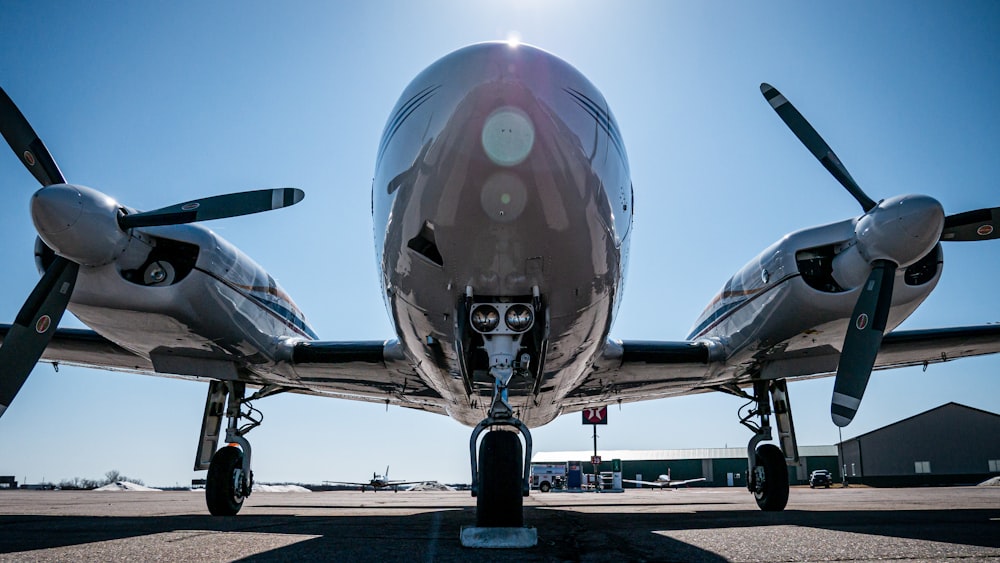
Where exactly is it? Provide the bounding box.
[838,402,1000,486]
[531,445,839,487]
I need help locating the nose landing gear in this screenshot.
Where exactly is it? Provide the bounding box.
[460,291,539,547]
[462,390,537,548]
[469,392,532,526]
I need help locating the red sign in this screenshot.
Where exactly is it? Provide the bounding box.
[591,455,602,465]
[582,406,608,425]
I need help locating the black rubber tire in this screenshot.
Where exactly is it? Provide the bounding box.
[539,481,551,493]
[206,446,246,516]
[753,444,789,511]
[476,431,523,527]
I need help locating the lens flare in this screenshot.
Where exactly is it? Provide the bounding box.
[481,106,535,167]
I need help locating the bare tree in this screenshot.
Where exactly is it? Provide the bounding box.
[103,469,123,485]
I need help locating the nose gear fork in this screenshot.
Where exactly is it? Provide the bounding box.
[468,389,533,499]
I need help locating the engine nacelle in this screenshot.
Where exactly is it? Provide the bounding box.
[832,194,943,289]
[30,183,130,266]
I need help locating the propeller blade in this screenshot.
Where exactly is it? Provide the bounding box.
[119,187,304,229]
[0,87,65,186]
[940,207,1000,241]
[831,259,896,427]
[0,256,79,417]
[760,83,878,212]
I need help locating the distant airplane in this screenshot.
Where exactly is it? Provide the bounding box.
[2,41,999,544]
[623,469,707,490]
[325,466,422,492]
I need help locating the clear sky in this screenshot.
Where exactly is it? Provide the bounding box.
[1,1,998,487]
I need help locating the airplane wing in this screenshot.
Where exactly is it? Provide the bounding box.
[620,479,664,487]
[0,324,156,374]
[1,325,447,415]
[565,324,1000,410]
[10,323,999,419]
[289,340,447,415]
[563,340,715,409]
[666,477,707,486]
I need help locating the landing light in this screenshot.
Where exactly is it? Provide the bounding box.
[505,304,533,332]
[471,305,500,332]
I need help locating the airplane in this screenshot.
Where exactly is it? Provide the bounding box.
[2,40,999,542]
[623,470,707,490]
[325,466,423,492]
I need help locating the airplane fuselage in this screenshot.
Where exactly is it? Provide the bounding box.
[373,43,632,426]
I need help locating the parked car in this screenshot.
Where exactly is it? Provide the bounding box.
[809,469,832,488]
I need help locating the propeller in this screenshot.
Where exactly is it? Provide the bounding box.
[0,85,304,418]
[760,83,877,212]
[830,259,894,426]
[761,83,998,426]
[119,187,304,229]
[941,207,1000,241]
[0,87,65,186]
[0,257,78,416]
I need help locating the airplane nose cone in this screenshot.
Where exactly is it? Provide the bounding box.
[31,184,83,236]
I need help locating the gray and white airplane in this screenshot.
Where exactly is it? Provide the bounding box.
[623,469,707,490]
[326,466,422,492]
[1,42,999,533]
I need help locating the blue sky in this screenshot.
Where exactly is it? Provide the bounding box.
[1,1,997,487]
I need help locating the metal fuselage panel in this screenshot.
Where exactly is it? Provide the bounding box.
[373,43,633,426]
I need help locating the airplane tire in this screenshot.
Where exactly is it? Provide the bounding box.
[206,446,246,516]
[476,431,523,527]
[753,444,789,511]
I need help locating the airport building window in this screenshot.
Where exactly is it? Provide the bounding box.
[914,461,931,474]
[989,459,1000,472]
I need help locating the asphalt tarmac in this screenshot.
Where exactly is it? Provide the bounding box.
[0,486,997,561]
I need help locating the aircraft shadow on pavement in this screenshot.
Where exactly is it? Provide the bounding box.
[0,506,997,561]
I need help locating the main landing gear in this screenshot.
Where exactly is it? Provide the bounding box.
[196,380,276,516]
[736,378,797,511]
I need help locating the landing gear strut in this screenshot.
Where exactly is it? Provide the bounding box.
[196,380,269,516]
[738,378,796,511]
